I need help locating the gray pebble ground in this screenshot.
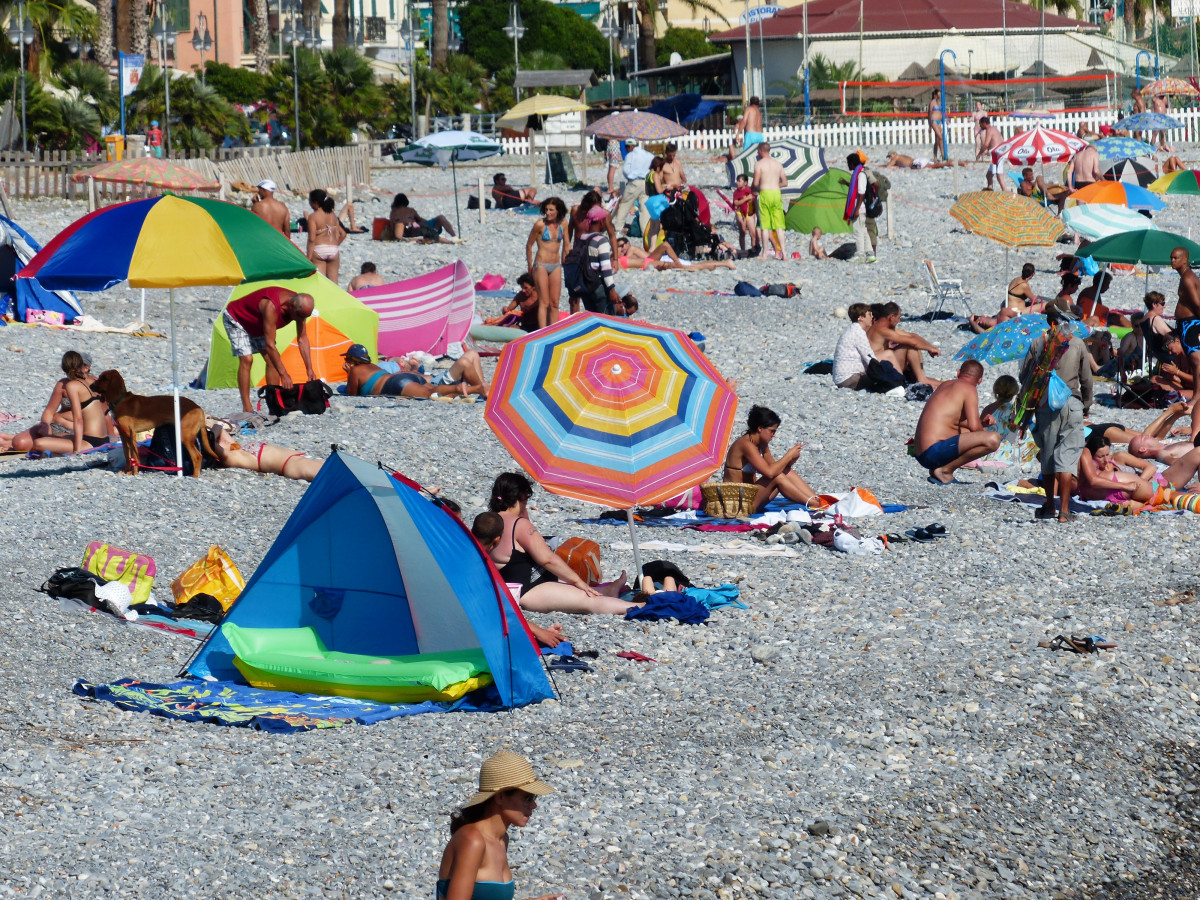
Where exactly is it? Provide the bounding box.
[1,148,1199,899]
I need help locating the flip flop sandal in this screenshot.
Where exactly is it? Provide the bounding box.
[1038,635,1091,653]
[547,656,592,673]
[905,528,935,543]
[615,650,657,662]
[925,523,947,536]
[885,533,911,543]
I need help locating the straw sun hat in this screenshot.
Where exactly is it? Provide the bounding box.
[463,751,556,809]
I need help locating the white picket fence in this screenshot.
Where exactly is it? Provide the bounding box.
[486,107,1200,157]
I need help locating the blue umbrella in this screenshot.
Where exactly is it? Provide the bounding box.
[1093,136,1156,159]
[1121,111,1182,132]
[953,314,1091,364]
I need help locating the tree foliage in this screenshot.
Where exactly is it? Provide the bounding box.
[459,0,608,75]
[203,62,272,105]
[655,27,712,67]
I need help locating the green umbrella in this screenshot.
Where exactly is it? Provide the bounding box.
[1075,229,1200,265]
[784,168,853,237]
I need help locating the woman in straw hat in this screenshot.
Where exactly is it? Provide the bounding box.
[437,751,563,900]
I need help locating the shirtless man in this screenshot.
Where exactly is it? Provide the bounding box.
[1151,93,1173,151]
[912,360,1001,484]
[1170,246,1200,441]
[738,96,764,152]
[752,142,787,260]
[883,151,961,170]
[347,261,385,292]
[251,179,290,236]
[1130,401,1200,464]
[1016,167,1047,198]
[661,143,687,189]
[868,302,941,386]
[1131,88,1147,141]
[976,118,1005,190]
[1059,142,1102,212]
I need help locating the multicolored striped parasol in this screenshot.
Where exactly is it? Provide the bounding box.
[948,191,1065,247]
[70,157,219,191]
[1065,180,1166,211]
[729,138,828,195]
[584,111,688,141]
[1061,203,1159,240]
[1142,78,1198,97]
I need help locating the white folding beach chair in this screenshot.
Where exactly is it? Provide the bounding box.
[922,260,974,320]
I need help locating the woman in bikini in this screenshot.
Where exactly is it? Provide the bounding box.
[969,263,1043,332]
[928,89,945,163]
[305,189,345,285]
[721,405,817,512]
[0,350,112,454]
[525,197,568,330]
[437,750,563,900]
[342,344,487,399]
[613,236,736,271]
[208,422,323,482]
[485,472,635,616]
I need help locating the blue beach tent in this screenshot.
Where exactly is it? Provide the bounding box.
[187,452,554,711]
[1,216,84,322]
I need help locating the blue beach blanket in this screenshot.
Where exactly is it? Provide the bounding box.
[581,495,907,529]
[73,678,460,733]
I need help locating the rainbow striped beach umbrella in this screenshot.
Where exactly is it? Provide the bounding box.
[485,314,737,573]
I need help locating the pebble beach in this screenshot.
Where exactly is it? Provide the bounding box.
[3,148,1200,899]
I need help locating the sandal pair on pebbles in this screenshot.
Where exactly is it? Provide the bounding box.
[904,523,948,543]
[1038,634,1118,654]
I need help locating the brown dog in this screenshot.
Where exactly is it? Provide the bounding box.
[91,369,218,477]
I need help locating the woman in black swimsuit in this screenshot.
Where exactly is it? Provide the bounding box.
[485,472,635,615]
[0,350,112,454]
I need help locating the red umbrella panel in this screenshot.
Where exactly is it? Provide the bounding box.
[485,314,738,509]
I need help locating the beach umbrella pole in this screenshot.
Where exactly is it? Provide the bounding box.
[452,159,461,238]
[140,288,146,326]
[169,288,183,479]
[625,509,644,580]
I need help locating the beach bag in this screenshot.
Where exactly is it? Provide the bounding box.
[563,234,603,297]
[555,537,602,586]
[172,592,227,624]
[761,283,800,298]
[82,542,156,606]
[299,379,333,415]
[1046,371,1072,411]
[863,180,884,218]
[37,566,107,606]
[873,171,891,203]
[171,545,245,611]
[700,482,762,518]
[259,384,300,417]
[147,424,215,475]
[734,281,763,297]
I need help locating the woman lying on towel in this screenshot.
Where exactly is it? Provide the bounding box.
[208,423,323,482]
[613,236,737,272]
[0,350,114,454]
[342,344,488,399]
[1077,433,1200,509]
[477,473,637,616]
[722,405,818,512]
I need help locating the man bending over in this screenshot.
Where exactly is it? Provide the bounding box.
[912,360,1001,484]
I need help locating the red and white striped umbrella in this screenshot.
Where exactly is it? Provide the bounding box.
[991,127,1086,166]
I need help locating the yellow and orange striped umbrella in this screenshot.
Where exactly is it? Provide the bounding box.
[948,191,1065,247]
[71,157,219,192]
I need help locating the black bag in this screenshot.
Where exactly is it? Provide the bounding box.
[563,234,604,297]
[259,384,300,417]
[37,567,107,607]
[173,592,227,624]
[863,180,884,219]
[146,424,214,476]
[299,379,333,415]
[864,358,906,392]
[761,283,800,298]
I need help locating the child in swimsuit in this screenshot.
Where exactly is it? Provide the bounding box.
[525,197,567,330]
[732,174,758,254]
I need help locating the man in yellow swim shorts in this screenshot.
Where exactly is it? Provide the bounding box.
[751,142,788,260]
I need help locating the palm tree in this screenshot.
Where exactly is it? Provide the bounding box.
[251,0,271,73]
[129,0,147,55]
[430,0,448,67]
[54,60,115,123]
[57,96,99,149]
[332,0,348,47]
[633,0,724,87]
[95,0,112,70]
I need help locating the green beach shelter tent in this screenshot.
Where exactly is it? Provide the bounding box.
[205,273,379,389]
[784,168,853,236]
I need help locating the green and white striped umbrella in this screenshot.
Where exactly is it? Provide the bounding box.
[729,138,827,196]
[1062,204,1159,241]
[394,130,503,236]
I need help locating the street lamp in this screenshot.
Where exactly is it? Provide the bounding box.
[447,21,460,54]
[66,36,92,58]
[5,2,32,155]
[398,7,417,136]
[503,1,525,101]
[191,12,212,84]
[150,3,176,156]
[621,23,638,97]
[279,0,301,150]
[599,7,618,104]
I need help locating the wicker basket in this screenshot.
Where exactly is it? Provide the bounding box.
[700,482,762,519]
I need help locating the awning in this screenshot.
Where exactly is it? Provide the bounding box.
[631,53,732,81]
